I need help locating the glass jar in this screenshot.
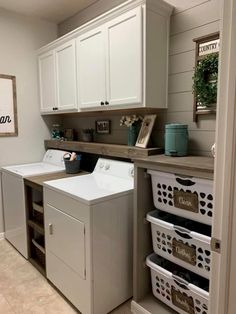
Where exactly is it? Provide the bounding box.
[51,124,62,140]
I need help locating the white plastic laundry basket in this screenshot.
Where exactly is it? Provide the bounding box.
[147,210,211,279]
[148,170,213,225]
[146,253,209,314]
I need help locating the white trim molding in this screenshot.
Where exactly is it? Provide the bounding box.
[0,233,5,240]
[210,0,236,313]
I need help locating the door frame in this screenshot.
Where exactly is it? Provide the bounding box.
[210,0,236,313]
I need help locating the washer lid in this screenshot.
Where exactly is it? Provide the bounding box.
[44,172,134,205]
[1,162,65,177]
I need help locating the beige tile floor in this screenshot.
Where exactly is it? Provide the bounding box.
[0,239,132,314]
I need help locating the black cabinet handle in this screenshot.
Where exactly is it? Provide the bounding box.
[101,101,105,106]
[53,107,58,111]
[105,101,109,105]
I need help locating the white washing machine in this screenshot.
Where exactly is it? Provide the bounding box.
[43,158,134,314]
[1,149,68,258]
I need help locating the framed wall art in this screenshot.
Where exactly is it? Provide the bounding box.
[95,120,111,134]
[0,74,18,137]
[135,115,156,148]
[193,32,219,122]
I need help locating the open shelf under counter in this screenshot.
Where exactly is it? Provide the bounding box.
[132,156,214,314]
[24,170,88,277]
[29,258,46,277]
[45,140,163,159]
[131,294,176,314]
[28,220,44,235]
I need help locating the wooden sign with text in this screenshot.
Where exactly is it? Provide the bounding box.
[172,239,197,265]
[171,288,195,314]
[0,74,18,137]
[174,190,199,213]
[199,39,220,56]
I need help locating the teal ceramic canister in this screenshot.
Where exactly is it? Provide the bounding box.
[165,123,189,156]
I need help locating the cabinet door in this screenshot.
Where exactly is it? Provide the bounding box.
[77,26,106,109]
[38,51,56,112]
[105,7,143,107]
[55,40,77,111]
[45,204,86,279]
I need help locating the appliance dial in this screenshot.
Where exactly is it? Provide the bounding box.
[129,167,134,177]
[99,162,104,169]
[105,164,110,170]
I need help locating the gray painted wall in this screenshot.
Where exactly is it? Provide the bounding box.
[58,0,127,36]
[58,0,220,156]
[166,0,220,155]
[0,9,58,234]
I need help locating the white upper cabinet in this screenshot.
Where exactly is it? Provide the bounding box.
[77,26,106,109]
[55,40,77,111]
[38,0,173,114]
[76,7,142,110]
[39,40,77,114]
[105,7,142,108]
[39,51,56,112]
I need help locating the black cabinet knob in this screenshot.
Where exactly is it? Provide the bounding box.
[53,107,58,111]
[101,101,105,106]
[105,101,109,105]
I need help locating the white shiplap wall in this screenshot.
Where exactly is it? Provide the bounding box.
[59,0,221,155]
[165,0,220,155]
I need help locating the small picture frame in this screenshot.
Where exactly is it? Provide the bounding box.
[95,120,111,134]
[135,115,156,148]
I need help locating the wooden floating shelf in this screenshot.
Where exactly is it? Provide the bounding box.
[42,107,166,118]
[45,140,163,159]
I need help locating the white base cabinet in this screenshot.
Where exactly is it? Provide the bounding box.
[44,187,133,314]
[38,0,173,113]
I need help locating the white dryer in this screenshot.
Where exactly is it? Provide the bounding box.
[1,149,68,258]
[43,158,134,314]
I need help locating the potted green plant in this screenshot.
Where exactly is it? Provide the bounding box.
[82,128,94,142]
[193,53,219,109]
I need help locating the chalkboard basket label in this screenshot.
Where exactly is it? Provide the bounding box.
[171,288,195,314]
[172,238,196,265]
[174,190,199,213]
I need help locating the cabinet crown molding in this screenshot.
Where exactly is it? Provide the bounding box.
[37,0,173,54]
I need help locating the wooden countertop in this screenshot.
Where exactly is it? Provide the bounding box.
[133,154,214,179]
[24,170,88,188]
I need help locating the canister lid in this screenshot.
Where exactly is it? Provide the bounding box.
[165,123,188,129]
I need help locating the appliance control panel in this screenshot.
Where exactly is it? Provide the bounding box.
[43,149,69,167]
[94,158,134,180]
